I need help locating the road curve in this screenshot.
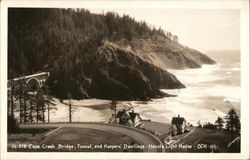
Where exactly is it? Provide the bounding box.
[19,122,164,152]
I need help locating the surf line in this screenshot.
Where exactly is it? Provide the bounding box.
[45,126,62,136]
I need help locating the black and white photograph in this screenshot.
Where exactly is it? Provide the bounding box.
[1,0,249,159]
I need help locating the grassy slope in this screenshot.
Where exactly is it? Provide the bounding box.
[141,120,171,139]
[168,127,233,152]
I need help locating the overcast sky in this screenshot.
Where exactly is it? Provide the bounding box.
[89,9,240,52]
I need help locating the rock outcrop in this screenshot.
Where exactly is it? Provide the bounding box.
[85,43,185,100]
[115,35,216,69]
[8,8,216,100]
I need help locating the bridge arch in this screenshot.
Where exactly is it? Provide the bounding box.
[26,78,41,92]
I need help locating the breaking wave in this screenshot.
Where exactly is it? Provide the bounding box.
[134,52,240,125]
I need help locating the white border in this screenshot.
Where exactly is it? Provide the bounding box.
[1,0,249,159]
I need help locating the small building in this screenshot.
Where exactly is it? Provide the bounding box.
[111,109,142,128]
[116,110,131,126]
[109,114,118,124]
[170,115,186,136]
[128,110,142,128]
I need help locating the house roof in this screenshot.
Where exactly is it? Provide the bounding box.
[171,117,185,124]
[129,112,138,122]
[116,111,128,118]
[116,110,141,122]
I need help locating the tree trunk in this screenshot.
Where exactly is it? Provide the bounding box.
[19,83,22,123]
[30,100,33,122]
[47,103,50,123]
[36,92,39,123]
[24,90,27,122]
[8,91,10,116]
[42,103,45,123]
[69,98,72,123]
[46,88,50,123]
[11,82,14,118]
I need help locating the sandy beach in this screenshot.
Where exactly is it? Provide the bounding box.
[44,98,136,123]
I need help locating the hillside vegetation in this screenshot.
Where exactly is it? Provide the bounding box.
[8,8,214,100]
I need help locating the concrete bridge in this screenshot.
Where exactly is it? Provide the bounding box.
[8,72,50,91]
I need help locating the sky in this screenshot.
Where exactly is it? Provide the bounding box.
[89,9,240,52]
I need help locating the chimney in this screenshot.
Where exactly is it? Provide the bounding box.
[178,114,180,118]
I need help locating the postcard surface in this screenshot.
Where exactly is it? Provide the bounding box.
[1,0,249,159]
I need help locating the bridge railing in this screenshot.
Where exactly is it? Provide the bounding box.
[7,72,50,89]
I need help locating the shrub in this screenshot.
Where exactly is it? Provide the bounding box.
[8,116,19,135]
[203,122,216,129]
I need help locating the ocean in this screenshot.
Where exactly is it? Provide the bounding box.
[132,50,240,125]
[47,50,241,124]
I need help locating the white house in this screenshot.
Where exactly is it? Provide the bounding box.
[170,115,186,136]
[110,109,142,128]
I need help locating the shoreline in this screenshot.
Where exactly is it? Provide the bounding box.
[11,58,240,127]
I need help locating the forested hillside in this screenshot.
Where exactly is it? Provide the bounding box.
[8,8,213,100]
[8,8,166,77]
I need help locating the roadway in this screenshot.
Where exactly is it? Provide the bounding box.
[19,122,164,152]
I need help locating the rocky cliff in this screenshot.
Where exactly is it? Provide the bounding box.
[8,8,215,100]
[88,43,185,100]
[47,42,185,100]
[115,35,216,69]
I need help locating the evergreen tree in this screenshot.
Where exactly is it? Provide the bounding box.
[225,109,240,140]
[8,8,172,100]
[197,120,202,127]
[43,85,55,123]
[28,94,36,122]
[215,116,224,129]
[7,87,12,117]
[110,100,118,116]
[23,85,28,122]
[8,116,19,135]
[18,81,24,123]
[67,91,72,123]
[35,88,47,123]
[10,81,15,118]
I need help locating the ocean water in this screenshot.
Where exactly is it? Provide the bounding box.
[132,50,240,125]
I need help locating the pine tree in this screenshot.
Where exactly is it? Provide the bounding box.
[215,116,224,129]
[110,100,118,116]
[197,120,202,127]
[23,85,28,122]
[225,109,240,140]
[35,88,47,123]
[43,85,55,123]
[10,80,15,118]
[7,86,12,117]
[67,91,72,123]
[8,8,170,100]
[28,94,36,122]
[18,81,24,123]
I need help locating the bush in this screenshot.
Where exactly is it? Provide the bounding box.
[203,122,216,129]
[8,116,19,135]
